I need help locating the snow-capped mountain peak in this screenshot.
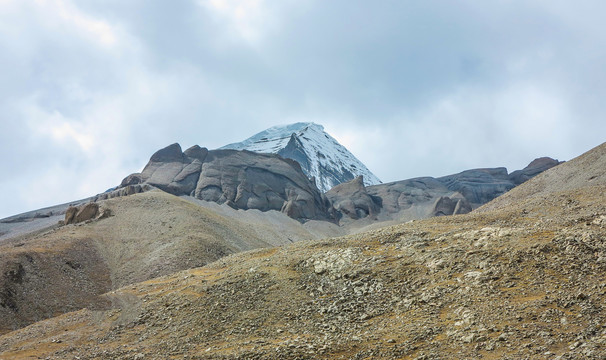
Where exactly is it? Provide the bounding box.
[220,122,382,192]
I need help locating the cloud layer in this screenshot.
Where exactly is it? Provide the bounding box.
[1,0,606,218]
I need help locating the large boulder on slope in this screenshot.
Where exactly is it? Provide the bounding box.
[64,203,99,225]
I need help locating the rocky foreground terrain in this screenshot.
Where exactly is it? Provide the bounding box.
[0,143,604,359]
[0,191,340,335]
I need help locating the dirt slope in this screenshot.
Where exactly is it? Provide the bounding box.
[2,142,606,359]
[0,190,330,335]
[478,142,606,214]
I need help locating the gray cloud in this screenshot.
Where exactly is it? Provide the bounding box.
[1,0,605,218]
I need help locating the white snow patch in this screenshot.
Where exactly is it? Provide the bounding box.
[221,122,381,192]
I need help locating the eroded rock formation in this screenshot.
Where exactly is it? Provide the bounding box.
[325,176,380,220]
[115,143,561,223]
[118,144,332,222]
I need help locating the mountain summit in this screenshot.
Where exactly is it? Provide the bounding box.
[220,122,382,192]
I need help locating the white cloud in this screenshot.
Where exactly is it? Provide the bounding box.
[47,117,96,152]
[34,0,117,47]
[21,101,93,153]
[198,0,270,45]
[325,80,575,183]
[2,1,606,219]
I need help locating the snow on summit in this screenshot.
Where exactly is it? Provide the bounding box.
[221,122,382,192]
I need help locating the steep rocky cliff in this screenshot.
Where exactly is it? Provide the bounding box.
[117,143,333,222]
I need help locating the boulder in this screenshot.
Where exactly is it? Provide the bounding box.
[64,206,78,225]
[74,203,99,223]
[64,203,99,225]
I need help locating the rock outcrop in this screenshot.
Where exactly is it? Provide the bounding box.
[118,144,332,222]
[431,196,472,216]
[508,157,564,185]
[360,158,560,219]
[325,176,380,220]
[436,158,562,207]
[437,167,515,206]
[64,203,109,225]
[115,143,561,223]
[366,177,455,215]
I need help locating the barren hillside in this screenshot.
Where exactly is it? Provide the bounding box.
[478,142,606,214]
[0,190,332,335]
[1,144,605,359]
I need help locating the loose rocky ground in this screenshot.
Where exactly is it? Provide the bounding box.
[0,190,330,335]
[1,179,605,359]
[0,143,604,359]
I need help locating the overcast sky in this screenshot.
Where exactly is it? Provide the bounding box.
[1,0,605,218]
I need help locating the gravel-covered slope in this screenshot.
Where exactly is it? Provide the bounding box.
[2,146,606,359]
[0,190,331,335]
[478,142,606,214]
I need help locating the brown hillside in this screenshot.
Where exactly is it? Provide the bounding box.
[1,143,606,359]
[0,190,330,335]
[478,142,606,214]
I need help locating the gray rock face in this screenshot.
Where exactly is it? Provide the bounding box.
[432,196,472,217]
[509,157,563,185]
[453,197,473,215]
[367,177,454,215]
[437,168,515,206]
[120,173,143,187]
[362,158,560,219]
[120,144,331,221]
[325,176,380,220]
[139,144,207,196]
[195,150,330,221]
[117,143,560,223]
[436,158,562,206]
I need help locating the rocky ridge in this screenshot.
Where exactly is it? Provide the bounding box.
[115,141,561,224]
[324,157,561,224]
[117,143,333,222]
